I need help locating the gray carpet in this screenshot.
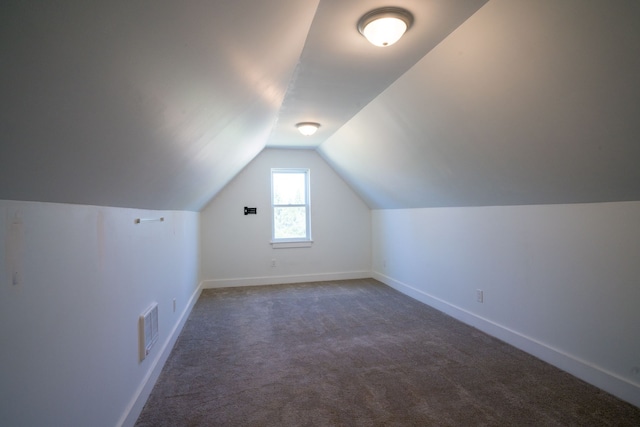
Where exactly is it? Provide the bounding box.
[136,279,640,426]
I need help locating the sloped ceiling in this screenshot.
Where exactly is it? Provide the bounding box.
[0,0,317,210]
[2,0,640,211]
[266,0,488,148]
[319,0,640,208]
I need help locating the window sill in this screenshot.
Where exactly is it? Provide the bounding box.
[271,240,313,249]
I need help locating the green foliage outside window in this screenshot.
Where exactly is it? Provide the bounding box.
[272,169,310,241]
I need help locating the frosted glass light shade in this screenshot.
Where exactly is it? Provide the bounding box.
[296,122,320,136]
[362,17,407,47]
[358,7,413,47]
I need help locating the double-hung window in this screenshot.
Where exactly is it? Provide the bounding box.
[271,168,311,248]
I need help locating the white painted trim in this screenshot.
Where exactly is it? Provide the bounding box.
[202,271,371,289]
[372,271,640,409]
[118,281,204,427]
[270,240,313,249]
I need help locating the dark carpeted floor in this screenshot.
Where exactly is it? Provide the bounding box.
[136,279,640,426]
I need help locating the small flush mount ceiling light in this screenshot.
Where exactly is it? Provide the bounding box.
[296,122,320,136]
[357,7,413,47]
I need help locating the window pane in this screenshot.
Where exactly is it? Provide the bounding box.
[273,207,306,239]
[273,173,305,205]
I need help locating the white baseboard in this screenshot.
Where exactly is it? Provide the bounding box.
[372,271,640,409]
[202,271,371,289]
[118,282,204,427]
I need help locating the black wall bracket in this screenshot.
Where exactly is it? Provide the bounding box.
[244,207,257,215]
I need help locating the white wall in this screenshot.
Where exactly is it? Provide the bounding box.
[201,148,371,287]
[0,200,201,427]
[372,201,640,407]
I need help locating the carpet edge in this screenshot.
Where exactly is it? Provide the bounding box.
[201,271,371,289]
[117,281,204,427]
[372,271,640,409]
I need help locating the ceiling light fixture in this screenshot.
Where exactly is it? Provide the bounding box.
[296,122,320,136]
[357,7,413,47]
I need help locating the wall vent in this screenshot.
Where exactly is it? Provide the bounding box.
[139,303,159,361]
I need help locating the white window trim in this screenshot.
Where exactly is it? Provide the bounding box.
[271,168,312,246]
[270,240,313,249]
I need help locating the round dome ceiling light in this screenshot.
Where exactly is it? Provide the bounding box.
[296,122,320,136]
[357,7,414,47]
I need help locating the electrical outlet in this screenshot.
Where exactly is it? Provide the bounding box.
[173,298,176,313]
[476,289,484,303]
[271,259,276,268]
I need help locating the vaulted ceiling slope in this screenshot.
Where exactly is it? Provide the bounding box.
[0,0,317,211]
[0,0,485,211]
[2,1,639,212]
[319,0,640,208]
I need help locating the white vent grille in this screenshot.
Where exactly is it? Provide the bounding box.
[139,303,158,361]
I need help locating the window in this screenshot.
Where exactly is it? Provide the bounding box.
[271,168,311,247]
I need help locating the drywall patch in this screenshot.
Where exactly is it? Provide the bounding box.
[6,210,24,287]
[97,210,105,270]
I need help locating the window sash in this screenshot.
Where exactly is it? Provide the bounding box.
[271,169,311,242]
